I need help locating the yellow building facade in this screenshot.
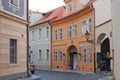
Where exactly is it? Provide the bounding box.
[51,0,95,72]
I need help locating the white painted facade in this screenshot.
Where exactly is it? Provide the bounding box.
[29,22,51,69]
[112,0,120,80]
[93,0,112,26]
[93,0,114,71]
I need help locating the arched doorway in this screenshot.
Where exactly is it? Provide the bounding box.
[101,38,110,60]
[96,33,110,71]
[68,45,78,70]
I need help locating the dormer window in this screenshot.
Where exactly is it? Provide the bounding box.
[9,0,19,7]
[68,1,77,12]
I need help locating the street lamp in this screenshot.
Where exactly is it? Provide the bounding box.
[85,30,96,72]
[85,30,90,42]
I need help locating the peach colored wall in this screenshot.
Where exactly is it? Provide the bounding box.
[51,9,95,72]
[64,0,85,17]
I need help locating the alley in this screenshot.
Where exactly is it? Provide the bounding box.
[34,69,111,80]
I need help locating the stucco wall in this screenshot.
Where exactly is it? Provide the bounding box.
[29,22,51,69]
[0,16,27,76]
[93,0,112,26]
[112,0,120,80]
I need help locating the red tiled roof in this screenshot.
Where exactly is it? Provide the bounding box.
[31,6,65,27]
[31,0,95,27]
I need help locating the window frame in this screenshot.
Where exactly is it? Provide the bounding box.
[46,26,49,38]
[10,39,17,64]
[9,0,19,8]
[39,49,41,60]
[46,49,49,61]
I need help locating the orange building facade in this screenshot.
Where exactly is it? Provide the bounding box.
[51,0,95,72]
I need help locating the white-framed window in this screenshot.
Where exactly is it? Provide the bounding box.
[82,18,92,35]
[54,51,57,61]
[87,48,92,63]
[68,1,77,12]
[46,26,49,38]
[81,49,86,63]
[39,49,41,60]
[39,28,41,39]
[54,30,57,40]
[32,30,35,41]
[73,24,77,37]
[46,49,49,61]
[9,0,19,7]
[58,28,62,40]
[68,24,77,38]
[10,39,17,64]
[68,4,72,12]
[58,51,62,61]
[87,18,92,33]
[68,26,72,37]
[73,1,77,10]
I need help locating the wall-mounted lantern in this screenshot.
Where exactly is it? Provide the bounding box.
[85,30,90,42]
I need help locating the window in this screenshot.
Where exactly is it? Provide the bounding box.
[32,30,34,40]
[68,26,72,37]
[68,4,72,12]
[9,0,19,7]
[81,49,86,63]
[82,18,92,35]
[68,2,77,12]
[46,26,49,37]
[58,51,62,61]
[39,50,41,60]
[54,30,57,40]
[10,39,17,64]
[73,24,77,37]
[39,29,41,39]
[54,51,57,61]
[73,1,77,10]
[87,48,92,63]
[87,18,91,33]
[68,24,77,38]
[58,28,62,40]
[46,49,49,61]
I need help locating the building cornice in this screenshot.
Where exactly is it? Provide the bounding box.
[52,5,94,24]
[0,11,28,24]
[95,19,112,28]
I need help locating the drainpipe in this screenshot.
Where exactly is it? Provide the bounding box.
[91,4,96,73]
[26,0,30,76]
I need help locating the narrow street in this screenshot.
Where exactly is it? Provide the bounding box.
[34,69,111,80]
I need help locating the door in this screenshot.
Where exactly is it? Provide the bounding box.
[73,54,78,70]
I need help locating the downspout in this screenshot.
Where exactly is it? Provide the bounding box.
[48,21,52,69]
[93,7,96,73]
[26,0,30,76]
[91,4,96,73]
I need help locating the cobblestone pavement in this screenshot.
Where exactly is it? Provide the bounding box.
[34,69,112,80]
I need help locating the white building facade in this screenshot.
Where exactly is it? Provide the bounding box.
[93,0,114,72]
[112,0,120,80]
[29,22,51,69]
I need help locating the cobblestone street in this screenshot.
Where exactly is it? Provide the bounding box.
[34,69,112,80]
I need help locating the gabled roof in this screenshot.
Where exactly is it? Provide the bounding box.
[52,0,95,23]
[30,6,65,27]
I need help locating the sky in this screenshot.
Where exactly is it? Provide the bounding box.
[29,0,65,12]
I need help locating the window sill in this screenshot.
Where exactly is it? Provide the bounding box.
[8,63,19,67]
